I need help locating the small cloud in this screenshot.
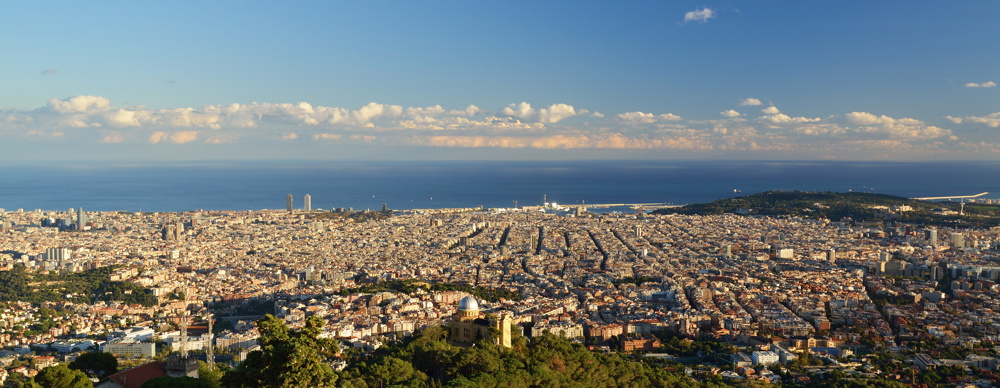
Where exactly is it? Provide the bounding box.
[501,102,582,123]
[448,105,481,116]
[349,134,376,143]
[48,95,111,114]
[101,132,124,143]
[538,103,578,123]
[761,113,820,125]
[720,110,741,118]
[167,80,177,84]
[684,7,715,23]
[281,132,298,140]
[946,112,1000,128]
[170,131,199,144]
[313,133,343,141]
[965,81,997,88]
[739,98,762,106]
[844,111,895,125]
[617,111,682,124]
[149,132,168,144]
[41,69,58,76]
[761,106,780,115]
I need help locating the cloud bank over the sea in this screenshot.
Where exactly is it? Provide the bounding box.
[1,95,997,159]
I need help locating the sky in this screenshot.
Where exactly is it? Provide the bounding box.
[1,1,998,162]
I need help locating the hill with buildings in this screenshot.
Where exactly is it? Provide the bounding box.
[653,191,1000,227]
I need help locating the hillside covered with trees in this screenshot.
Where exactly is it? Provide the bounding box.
[0,265,156,306]
[653,191,1000,227]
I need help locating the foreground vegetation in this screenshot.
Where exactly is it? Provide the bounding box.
[216,316,919,388]
[10,315,957,387]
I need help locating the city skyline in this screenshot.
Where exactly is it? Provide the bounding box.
[1,2,998,161]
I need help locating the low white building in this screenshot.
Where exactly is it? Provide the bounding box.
[102,339,155,358]
[752,350,780,366]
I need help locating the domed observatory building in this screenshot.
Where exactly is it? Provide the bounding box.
[449,296,512,348]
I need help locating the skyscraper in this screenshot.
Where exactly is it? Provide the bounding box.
[76,207,85,230]
[286,194,293,212]
[303,194,311,211]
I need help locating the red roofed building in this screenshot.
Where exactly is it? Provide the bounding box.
[96,361,167,388]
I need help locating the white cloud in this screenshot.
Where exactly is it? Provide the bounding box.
[420,133,713,151]
[843,112,951,140]
[845,111,905,125]
[313,133,343,141]
[501,102,582,123]
[170,131,199,144]
[100,132,124,143]
[204,134,241,144]
[684,8,715,23]
[760,113,820,125]
[148,131,198,144]
[448,105,482,116]
[965,81,997,88]
[538,103,578,123]
[946,112,1000,128]
[148,132,168,144]
[501,102,534,120]
[6,95,991,159]
[616,111,682,124]
[48,95,111,114]
[349,134,377,143]
[104,108,150,128]
[352,102,403,124]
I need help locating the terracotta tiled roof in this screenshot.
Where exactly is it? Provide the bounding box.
[104,361,167,388]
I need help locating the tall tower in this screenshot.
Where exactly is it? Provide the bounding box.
[205,314,214,367]
[76,207,85,230]
[180,314,188,359]
[286,194,293,212]
[166,312,199,378]
[303,194,312,211]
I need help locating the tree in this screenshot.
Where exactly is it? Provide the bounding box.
[4,372,40,388]
[221,315,339,388]
[69,352,118,379]
[141,377,209,388]
[198,361,224,388]
[33,364,91,388]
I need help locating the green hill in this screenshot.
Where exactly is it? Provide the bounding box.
[653,191,1000,227]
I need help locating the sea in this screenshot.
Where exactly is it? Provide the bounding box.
[1,160,998,213]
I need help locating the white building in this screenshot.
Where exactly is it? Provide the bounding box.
[752,350,780,366]
[103,339,156,358]
[162,333,210,352]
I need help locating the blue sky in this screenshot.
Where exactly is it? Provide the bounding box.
[2,1,998,161]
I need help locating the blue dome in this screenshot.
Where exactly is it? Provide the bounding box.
[458,296,479,311]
